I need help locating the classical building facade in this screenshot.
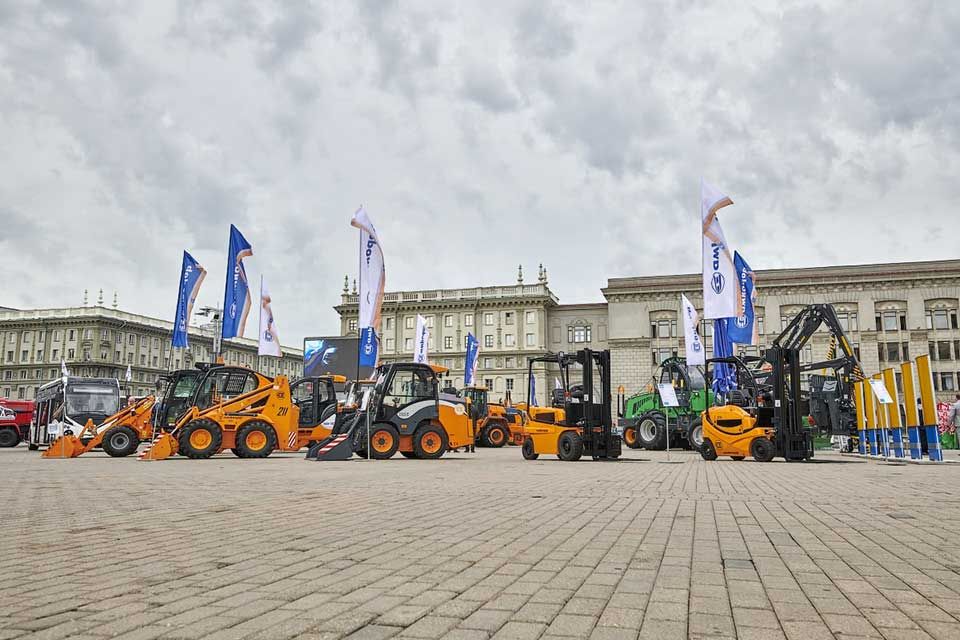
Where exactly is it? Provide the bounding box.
[336,259,960,405]
[0,305,303,401]
[604,259,960,402]
[335,267,609,402]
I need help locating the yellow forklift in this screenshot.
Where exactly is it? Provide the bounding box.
[519,349,621,461]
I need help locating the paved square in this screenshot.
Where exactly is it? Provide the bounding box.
[3,446,960,639]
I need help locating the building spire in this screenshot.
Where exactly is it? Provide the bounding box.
[97,288,104,306]
[352,279,358,295]
[517,264,523,284]
[538,264,545,283]
[112,291,118,309]
[82,289,88,307]
[343,275,349,293]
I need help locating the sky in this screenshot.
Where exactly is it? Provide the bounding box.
[1,1,957,346]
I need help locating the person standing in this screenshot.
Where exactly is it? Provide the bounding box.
[949,394,960,430]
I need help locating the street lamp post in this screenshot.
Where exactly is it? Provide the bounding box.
[194,305,223,363]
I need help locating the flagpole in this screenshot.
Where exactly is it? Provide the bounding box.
[356,216,370,461]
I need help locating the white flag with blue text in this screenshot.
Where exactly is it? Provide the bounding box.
[681,294,706,366]
[701,179,737,319]
[414,314,429,364]
[258,276,282,357]
[351,207,385,367]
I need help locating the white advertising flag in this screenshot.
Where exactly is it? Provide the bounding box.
[351,207,385,367]
[414,314,430,364]
[701,179,737,319]
[258,276,282,357]
[681,294,706,366]
[61,360,69,377]
[125,364,132,383]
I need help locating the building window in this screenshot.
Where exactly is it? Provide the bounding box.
[348,319,358,332]
[938,341,952,360]
[505,312,514,325]
[20,350,28,362]
[837,312,859,332]
[425,316,434,329]
[4,351,11,363]
[444,336,453,349]
[876,310,906,332]
[36,349,43,361]
[484,378,493,390]
[385,317,394,330]
[886,342,900,362]
[526,311,536,324]
[52,349,59,361]
[504,334,515,347]
[128,334,135,345]
[444,315,453,327]
[484,335,494,348]
[83,329,91,340]
[942,373,956,392]
[115,351,120,362]
[126,353,133,363]
[68,348,75,359]
[484,313,494,326]
[569,326,591,343]
[506,378,514,391]
[116,333,122,344]
[404,338,413,350]
[100,349,108,361]
[526,333,535,347]
[463,336,471,349]
[405,317,414,330]
[384,338,394,351]
[484,357,493,368]
[926,309,957,331]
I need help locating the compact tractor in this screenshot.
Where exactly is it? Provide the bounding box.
[310,362,475,460]
[519,349,621,461]
[140,365,344,460]
[619,357,713,451]
[462,386,511,447]
[700,304,864,462]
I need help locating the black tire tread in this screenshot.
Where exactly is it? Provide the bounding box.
[235,421,277,459]
[178,419,223,459]
[102,426,140,457]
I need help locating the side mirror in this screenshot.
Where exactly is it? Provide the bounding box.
[571,389,584,400]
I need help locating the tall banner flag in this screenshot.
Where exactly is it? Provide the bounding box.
[258,276,282,357]
[680,294,706,366]
[61,360,69,377]
[728,251,759,345]
[464,333,480,386]
[351,207,385,368]
[172,251,207,348]
[414,314,429,363]
[530,375,538,407]
[701,179,737,319]
[125,365,132,383]
[221,225,253,340]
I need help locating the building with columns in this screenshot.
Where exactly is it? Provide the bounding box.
[0,303,303,401]
[337,259,960,405]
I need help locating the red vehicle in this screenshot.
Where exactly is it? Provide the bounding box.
[0,399,35,447]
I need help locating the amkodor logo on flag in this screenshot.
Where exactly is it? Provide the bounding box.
[735,316,748,329]
[710,243,725,294]
[365,237,377,266]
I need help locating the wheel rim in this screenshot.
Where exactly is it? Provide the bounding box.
[189,428,212,449]
[624,427,636,446]
[689,424,703,448]
[246,430,267,451]
[560,438,570,454]
[372,430,394,454]
[639,419,657,441]
[0,430,16,445]
[110,432,130,449]
[421,433,441,454]
[489,428,504,445]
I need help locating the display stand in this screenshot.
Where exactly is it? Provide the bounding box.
[657,383,684,464]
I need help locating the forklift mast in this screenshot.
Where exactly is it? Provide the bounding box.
[765,345,813,460]
[577,349,617,459]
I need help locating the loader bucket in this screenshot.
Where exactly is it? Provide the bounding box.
[139,432,178,461]
[41,435,85,458]
[309,434,354,461]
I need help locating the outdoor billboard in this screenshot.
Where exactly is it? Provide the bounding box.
[303,337,373,384]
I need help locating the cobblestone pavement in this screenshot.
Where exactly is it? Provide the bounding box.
[4,446,960,640]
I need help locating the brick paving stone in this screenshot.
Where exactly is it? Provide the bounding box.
[545,613,596,638]
[399,616,461,639]
[490,621,546,640]
[460,609,514,632]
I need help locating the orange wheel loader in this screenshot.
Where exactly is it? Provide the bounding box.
[140,365,344,460]
[42,395,157,458]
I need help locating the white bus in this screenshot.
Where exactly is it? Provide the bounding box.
[29,377,121,449]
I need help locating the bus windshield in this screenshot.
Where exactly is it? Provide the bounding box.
[65,384,120,417]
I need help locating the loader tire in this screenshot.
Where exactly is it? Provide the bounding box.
[235,421,277,458]
[178,419,222,459]
[28,442,39,451]
[413,424,447,460]
[687,418,704,451]
[622,422,640,449]
[0,427,20,448]
[102,426,140,457]
[485,423,508,448]
[750,437,776,463]
[700,439,718,461]
[636,411,667,450]
[557,431,583,462]
[369,424,399,459]
[521,437,539,460]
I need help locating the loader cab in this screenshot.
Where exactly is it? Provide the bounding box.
[290,375,342,427]
[153,369,204,429]
[656,357,705,410]
[463,386,489,420]
[374,363,439,424]
[192,366,266,410]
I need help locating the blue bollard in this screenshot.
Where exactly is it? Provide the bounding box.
[880,428,891,458]
[867,429,879,456]
[858,429,867,455]
[925,426,943,462]
[890,428,904,459]
[907,426,922,460]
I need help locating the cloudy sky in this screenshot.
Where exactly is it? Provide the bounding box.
[1,1,957,345]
